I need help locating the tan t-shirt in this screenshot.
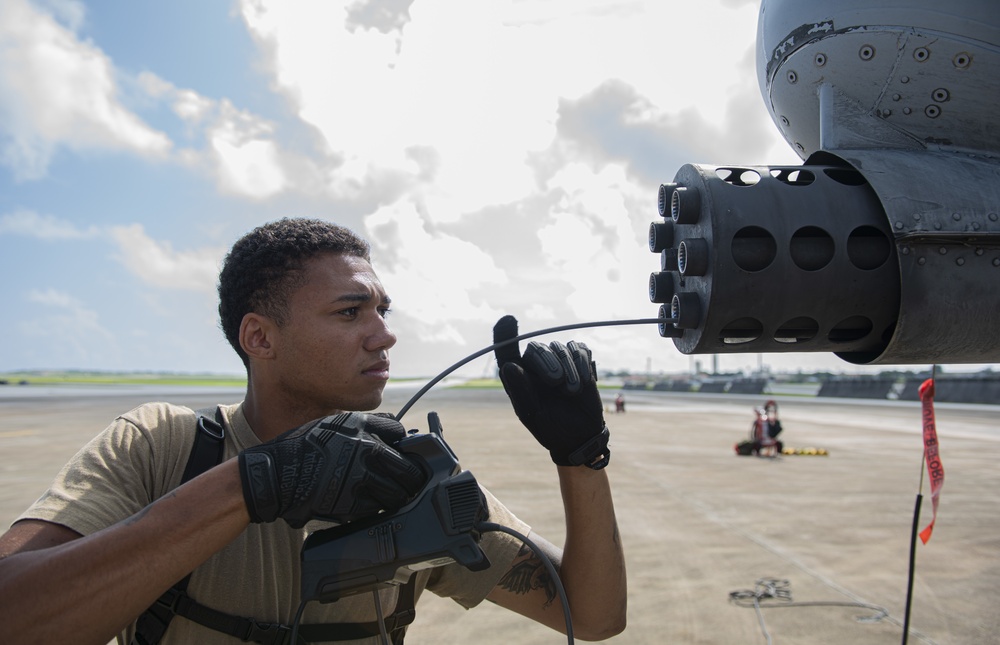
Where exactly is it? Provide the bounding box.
[17,401,530,644]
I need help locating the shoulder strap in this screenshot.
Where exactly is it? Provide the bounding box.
[133,408,226,645]
[181,409,226,482]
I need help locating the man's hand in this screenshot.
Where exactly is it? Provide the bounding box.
[493,315,610,469]
[238,412,427,527]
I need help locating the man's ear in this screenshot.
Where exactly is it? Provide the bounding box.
[240,313,277,361]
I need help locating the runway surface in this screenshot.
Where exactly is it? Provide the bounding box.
[1,384,997,644]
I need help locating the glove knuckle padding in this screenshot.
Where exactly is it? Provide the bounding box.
[364,413,407,444]
[566,340,594,382]
[239,412,426,527]
[549,341,582,394]
[523,341,565,387]
[364,441,426,499]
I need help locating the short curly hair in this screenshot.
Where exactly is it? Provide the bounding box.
[218,218,371,368]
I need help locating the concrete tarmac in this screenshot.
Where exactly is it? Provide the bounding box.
[1,385,997,644]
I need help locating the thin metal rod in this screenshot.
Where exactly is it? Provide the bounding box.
[903,363,936,645]
[901,493,923,645]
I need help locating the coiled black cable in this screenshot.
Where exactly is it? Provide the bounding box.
[729,577,889,645]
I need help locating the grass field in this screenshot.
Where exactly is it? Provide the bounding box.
[0,371,248,387]
[0,371,444,388]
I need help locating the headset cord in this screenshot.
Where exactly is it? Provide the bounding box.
[371,589,390,645]
[288,598,307,645]
[395,317,668,420]
[477,522,575,645]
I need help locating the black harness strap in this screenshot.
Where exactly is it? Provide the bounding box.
[134,409,226,645]
[133,407,417,645]
[147,587,293,645]
[297,581,416,643]
[148,579,417,644]
[180,410,227,482]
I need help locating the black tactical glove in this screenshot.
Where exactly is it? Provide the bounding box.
[238,412,427,528]
[493,315,611,469]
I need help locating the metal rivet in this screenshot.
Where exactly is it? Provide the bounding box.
[933,88,950,102]
[860,45,875,60]
[795,142,804,152]
[892,94,901,101]
[787,70,798,84]
[939,247,948,255]
[815,53,827,67]
[903,107,912,115]
[994,258,1000,267]
[934,223,942,230]
[901,246,911,255]
[957,257,965,266]
[973,222,981,231]
[914,47,930,62]
[954,52,971,69]
[895,221,904,229]
[918,257,926,266]
[976,248,984,256]
[925,105,941,118]
[913,213,921,220]
[780,116,790,126]
[990,213,998,222]
[882,109,892,117]
[952,212,961,221]
[901,76,910,83]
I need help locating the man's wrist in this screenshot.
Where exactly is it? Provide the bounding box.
[565,425,611,469]
[585,451,611,470]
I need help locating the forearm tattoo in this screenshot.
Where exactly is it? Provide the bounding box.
[497,544,557,607]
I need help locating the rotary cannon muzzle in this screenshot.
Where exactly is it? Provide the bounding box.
[647,151,1000,364]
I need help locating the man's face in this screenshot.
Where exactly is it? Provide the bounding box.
[270,252,397,414]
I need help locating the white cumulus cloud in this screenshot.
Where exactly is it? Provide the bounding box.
[207,101,289,199]
[365,201,508,344]
[109,224,225,294]
[0,209,101,239]
[0,0,172,180]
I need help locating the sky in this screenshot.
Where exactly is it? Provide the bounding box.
[0,0,980,380]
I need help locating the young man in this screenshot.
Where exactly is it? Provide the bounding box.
[0,218,627,644]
